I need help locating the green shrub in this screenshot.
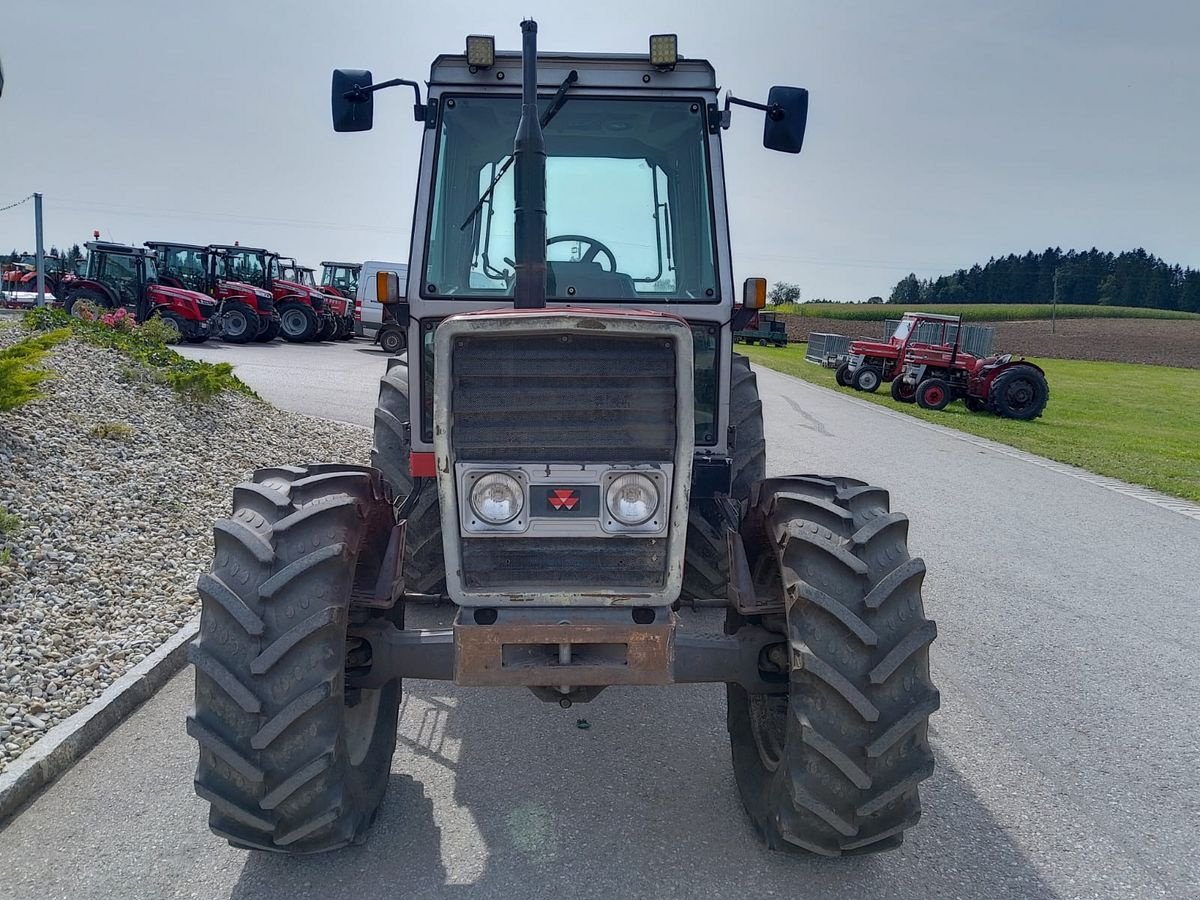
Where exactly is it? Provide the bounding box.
[23,308,255,403]
[0,328,71,412]
[137,315,180,346]
[0,507,20,536]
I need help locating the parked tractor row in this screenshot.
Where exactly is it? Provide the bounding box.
[820,312,1049,419]
[5,243,368,346]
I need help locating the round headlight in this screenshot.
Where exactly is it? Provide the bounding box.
[605,473,659,526]
[469,472,524,525]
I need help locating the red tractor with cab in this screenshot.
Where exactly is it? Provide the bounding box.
[63,241,217,342]
[146,242,281,344]
[320,261,361,300]
[278,258,354,340]
[211,245,334,343]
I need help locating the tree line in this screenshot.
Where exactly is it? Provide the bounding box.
[889,248,1200,313]
[2,245,84,265]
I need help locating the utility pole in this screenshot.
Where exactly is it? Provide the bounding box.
[34,193,46,308]
[1051,267,1060,334]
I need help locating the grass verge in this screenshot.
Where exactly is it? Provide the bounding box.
[22,307,255,403]
[742,343,1200,503]
[772,303,1200,321]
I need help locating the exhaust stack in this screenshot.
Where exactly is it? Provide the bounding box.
[512,19,547,309]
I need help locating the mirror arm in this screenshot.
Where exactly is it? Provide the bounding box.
[722,92,785,128]
[344,77,426,121]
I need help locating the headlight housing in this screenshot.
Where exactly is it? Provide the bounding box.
[469,472,525,525]
[605,472,659,527]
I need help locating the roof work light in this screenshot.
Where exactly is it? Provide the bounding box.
[466,34,496,69]
[649,34,678,70]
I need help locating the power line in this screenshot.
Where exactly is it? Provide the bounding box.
[0,195,34,214]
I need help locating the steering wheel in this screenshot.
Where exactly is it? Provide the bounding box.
[546,234,617,272]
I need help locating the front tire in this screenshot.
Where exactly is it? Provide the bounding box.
[279,303,317,343]
[834,363,853,387]
[916,378,952,410]
[890,378,916,403]
[189,464,400,853]
[372,364,446,595]
[728,476,938,855]
[221,303,257,344]
[379,328,405,355]
[852,366,882,393]
[681,354,765,600]
[254,316,281,343]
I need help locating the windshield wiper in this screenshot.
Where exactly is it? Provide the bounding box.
[459,69,578,231]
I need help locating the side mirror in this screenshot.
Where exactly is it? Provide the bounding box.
[742,277,767,309]
[763,86,808,154]
[376,270,401,303]
[332,68,374,132]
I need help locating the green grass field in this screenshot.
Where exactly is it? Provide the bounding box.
[772,303,1200,321]
[741,343,1200,503]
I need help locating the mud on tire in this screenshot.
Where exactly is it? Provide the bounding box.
[189,464,401,853]
[372,363,446,595]
[727,475,939,855]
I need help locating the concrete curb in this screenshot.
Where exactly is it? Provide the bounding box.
[0,615,199,825]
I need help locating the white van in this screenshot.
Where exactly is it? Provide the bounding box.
[355,260,407,338]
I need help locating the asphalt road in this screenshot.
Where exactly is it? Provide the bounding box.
[2,341,1197,900]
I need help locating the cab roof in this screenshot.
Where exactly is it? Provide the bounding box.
[321,261,360,269]
[85,241,146,256]
[430,52,716,91]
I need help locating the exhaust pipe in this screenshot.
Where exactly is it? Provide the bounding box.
[512,19,547,309]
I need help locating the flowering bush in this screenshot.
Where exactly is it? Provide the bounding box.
[99,307,136,332]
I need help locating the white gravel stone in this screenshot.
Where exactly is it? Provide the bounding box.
[0,330,371,771]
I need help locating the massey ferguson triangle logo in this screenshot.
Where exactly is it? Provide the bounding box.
[547,489,580,511]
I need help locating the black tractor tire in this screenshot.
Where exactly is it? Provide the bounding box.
[64,288,111,319]
[279,303,318,343]
[727,475,938,856]
[316,316,338,342]
[189,464,401,853]
[852,366,883,393]
[154,310,187,345]
[372,364,446,595]
[221,303,257,344]
[680,354,766,601]
[185,325,211,344]
[379,327,406,356]
[834,363,853,387]
[964,396,988,413]
[915,378,953,411]
[890,378,916,404]
[338,320,356,341]
[255,317,282,343]
[989,365,1049,420]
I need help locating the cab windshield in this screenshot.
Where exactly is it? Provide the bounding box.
[424,95,718,302]
[159,247,206,291]
[226,251,268,288]
[142,255,159,284]
[893,319,913,341]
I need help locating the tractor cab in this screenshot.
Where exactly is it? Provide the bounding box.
[147,241,213,294]
[320,261,361,299]
[83,242,160,314]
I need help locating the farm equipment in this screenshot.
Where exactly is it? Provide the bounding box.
[146,242,280,344]
[839,312,986,399]
[63,242,217,342]
[188,22,938,857]
[320,261,361,299]
[279,258,355,340]
[733,309,788,346]
[211,245,334,342]
[899,342,1049,419]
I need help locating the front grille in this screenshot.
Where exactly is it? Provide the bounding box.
[451,333,676,462]
[461,538,666,591]
[258,297,274,315]
[197,303,218,320]
[311,295,325,310]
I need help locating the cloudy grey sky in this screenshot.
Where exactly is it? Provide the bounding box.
[1,0,1197,299]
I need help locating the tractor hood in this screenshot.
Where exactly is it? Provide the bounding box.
[151,284,216,306]
[219,280,272,300]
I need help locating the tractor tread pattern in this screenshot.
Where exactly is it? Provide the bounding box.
[190,464,401,854]
[682,354,765,599]
[728,474,938,856]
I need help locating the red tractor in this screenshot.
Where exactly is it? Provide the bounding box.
[210,245,334,343]
[145,242,281,344]
[898,342,1049,419]
[838,312,964,401]
[278,258,354,340]
[63,242,217,343]
[320,260,361,300]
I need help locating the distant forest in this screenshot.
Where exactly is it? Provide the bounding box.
[889,248,1200,313]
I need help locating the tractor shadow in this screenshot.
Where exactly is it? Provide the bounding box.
[229,611,1058,900]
